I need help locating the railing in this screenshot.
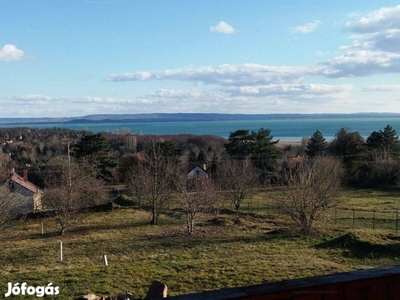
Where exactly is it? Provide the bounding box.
[168,265,400,300]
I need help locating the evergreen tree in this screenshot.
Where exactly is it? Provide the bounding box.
[382,125,399,160]
[187,149,197,162]
[73,133,116,181]
[224,128,279,182]
[224,129,253,159]
[367,130,384,161]
[153,140,182,162]
[225,128,279,161]
[329,128,366,168]
[367,125,399,160]
[196,149,207,165]
[367,130,384,150]
[305,130,327,157]
[210,152,218,179]
[250,128,280,181]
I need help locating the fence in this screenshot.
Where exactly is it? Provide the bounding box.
[332,207,399,233]
[222,200,400,234]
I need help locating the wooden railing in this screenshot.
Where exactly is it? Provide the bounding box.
[168,265,400,299]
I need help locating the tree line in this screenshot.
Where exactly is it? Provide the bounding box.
[0,124,398,236]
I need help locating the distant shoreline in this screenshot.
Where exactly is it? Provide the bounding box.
[276,140,302,148]
[0,116,398,142]
[0,112,399,125]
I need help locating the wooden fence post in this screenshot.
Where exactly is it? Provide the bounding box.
[352,209,355,227]
[40,220,44,235]
[103,254,108,266]
[396,210,399,235]
[59,242,63,261]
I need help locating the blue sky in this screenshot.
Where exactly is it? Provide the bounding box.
[1,0,400,117]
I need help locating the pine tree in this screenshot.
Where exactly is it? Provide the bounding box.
[329,128,366,168]
[382,125,399,160]
[305,130,327,157]
[224,129,252,159]
[73,133,115,181]
[367,130,384,160]
[196,149,207,165]
[367,125,399,160]
[188,149,197,162]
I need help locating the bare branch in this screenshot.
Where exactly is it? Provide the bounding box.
[275,157,344,235]
[217,159,259,215]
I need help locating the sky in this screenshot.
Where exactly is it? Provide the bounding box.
[1,0,400,117]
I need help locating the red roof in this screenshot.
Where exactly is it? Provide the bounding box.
[11,173,41,194]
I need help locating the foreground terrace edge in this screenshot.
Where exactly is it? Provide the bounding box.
[168,265,400,299]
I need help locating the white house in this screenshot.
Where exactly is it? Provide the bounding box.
[187,164,208,180]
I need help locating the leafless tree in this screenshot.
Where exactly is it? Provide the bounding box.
[275,156,344,235]
[43,157,108,235]
[127,143,178,225]
[180,175,218,235]
[217,158,259,216]
[0,154,25,234]
[0,185,25,234]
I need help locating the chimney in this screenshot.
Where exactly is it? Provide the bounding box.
[23,170,28,182]
[203,163,207,171]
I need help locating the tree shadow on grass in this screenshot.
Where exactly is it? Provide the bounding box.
[314,232,400,259]
[145,224,298,251]
[69,220,151,235]
[0,220,151,242]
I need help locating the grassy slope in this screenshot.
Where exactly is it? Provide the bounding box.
[1,189,400,299]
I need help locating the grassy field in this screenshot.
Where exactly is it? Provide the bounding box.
[1,189,400,299]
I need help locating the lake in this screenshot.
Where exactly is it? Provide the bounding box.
[2,117,400,141]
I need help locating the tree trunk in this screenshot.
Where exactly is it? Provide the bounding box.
[186,213,194,235]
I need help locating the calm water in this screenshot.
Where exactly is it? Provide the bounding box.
[2,117,400,141]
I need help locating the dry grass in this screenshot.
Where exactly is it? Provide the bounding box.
[1,189,400,299]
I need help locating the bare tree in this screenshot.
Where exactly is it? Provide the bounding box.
[127,143,178,225]
[0,185,25,234]
[43,157,108,235]
[275,156,344,235]
[0,153,25,233]
[180,175,217,235]
[217,159,259,216]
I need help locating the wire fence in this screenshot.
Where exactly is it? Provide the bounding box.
[219,200,400,234]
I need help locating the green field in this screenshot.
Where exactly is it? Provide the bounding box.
[1,189,400,299]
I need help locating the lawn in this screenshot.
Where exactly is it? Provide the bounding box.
[1,188,400,299]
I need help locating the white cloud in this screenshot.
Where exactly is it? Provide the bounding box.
[107,71,152,82]
[107,63,318,85]
[315,51,330,57]
[315,4,400,78]
[73,96,146,105]
[102,5,400,114]
[289,20,321,34]
[318,45,400,78]
[224,84,353,99]
[362,85,400,92]
[343,5,400,34]
[13,94,54,101]
[341,5,400,52]
[0,44,26,61]
[209,21,236,34]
